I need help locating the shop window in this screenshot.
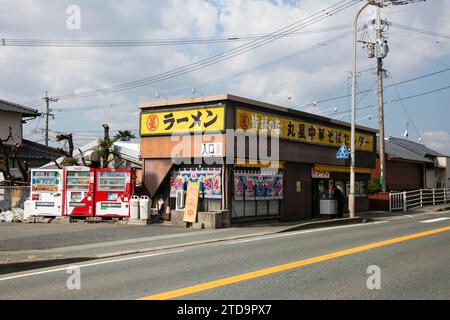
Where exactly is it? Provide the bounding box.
[232,170,283,218]
[345,181,367,196]
[169,168,222,212]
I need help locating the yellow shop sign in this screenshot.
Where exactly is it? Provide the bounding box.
[140,105,225,136]
[236,108,374,152]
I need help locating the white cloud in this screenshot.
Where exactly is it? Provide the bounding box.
[422,131,450,156]
[0,0,448,149]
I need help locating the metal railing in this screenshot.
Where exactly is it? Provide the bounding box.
[389,188,450,212]
[0,186,30,211]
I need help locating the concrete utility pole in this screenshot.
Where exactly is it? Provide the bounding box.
[43,92,58,146]
[350,0,425,217]
[376,7,387,192]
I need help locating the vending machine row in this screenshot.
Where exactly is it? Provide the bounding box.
[29,167,134,218]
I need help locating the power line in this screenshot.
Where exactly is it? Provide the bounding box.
[40,0,359,101]
[392,22,450,41]
[389,39,449,68]
[1,24,353,47]
[41,31,352,112]
[385,71,423,141]
[386,83,450,103]
[315,67,450,104]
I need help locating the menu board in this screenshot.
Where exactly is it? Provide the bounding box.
[97,171,127,191]
[31,170,61,193]
[66,171,90,191]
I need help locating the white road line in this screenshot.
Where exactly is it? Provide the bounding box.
[420,217,450,224]
[224,221,389,245]
[0,249,185,282]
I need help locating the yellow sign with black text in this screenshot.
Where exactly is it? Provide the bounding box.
[183,182,200,223]
[236,108,373,152]
[140,106,225,136]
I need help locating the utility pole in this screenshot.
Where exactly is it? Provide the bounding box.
[43,92,58,146]
[376,6,387,193]
[350,0,425,217]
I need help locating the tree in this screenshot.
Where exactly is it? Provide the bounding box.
[96,124,115,169]
[56,133,79,167]
[368,176,383,194]
[114,130,135,142]
[0,127,29,185]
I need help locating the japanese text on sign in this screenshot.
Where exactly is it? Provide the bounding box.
[183,182,200,223]
[140,106,225,136]
[236,108,374,152]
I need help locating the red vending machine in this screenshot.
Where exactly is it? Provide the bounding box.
[94,169,133,218]
[64,166,96,217]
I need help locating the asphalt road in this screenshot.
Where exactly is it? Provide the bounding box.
[0,223,198,251]
[0,211,449,300]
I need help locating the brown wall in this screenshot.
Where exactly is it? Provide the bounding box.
[141,134,226,159]
[371,157,424,191]
[386,159,424,191]
[143,159,173,196]
[281,163,313,221]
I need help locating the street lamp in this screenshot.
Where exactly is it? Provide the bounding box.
[317,106,338,116]
[293,100,317,110]
[349,2,371,218]
[349,0,426,218]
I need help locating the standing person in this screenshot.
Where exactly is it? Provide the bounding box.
[332,186,345,218]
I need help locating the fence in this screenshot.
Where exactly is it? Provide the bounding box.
[389,188,450,212]
[0,186,30,212]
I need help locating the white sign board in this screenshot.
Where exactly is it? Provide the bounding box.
[201,143,222,157]
[312,167,330,179]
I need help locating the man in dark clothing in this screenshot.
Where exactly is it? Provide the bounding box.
[332,186,345,218]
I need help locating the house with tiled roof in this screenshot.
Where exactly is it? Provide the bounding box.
[371,137,449,192]
[0,98,62,183]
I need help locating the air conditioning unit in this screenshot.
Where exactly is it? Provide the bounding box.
[176,189,186,210]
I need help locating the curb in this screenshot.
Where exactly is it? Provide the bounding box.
[0,217,372,275]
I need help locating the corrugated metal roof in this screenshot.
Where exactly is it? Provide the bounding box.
[0,98,40,117]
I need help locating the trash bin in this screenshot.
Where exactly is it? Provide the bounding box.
[139,196,150,220]
[130,196,140,220]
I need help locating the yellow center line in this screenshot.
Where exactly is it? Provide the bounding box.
[138,225,450,300]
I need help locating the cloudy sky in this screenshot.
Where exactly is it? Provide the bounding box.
[1,0,449,154]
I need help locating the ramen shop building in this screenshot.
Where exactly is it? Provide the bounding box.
[139,94,377,225]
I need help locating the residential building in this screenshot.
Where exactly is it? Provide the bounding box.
[0,99,61,183]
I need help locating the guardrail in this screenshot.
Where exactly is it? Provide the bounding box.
[389,188,450,212]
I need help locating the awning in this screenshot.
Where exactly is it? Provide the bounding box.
[234,159,285,169]
[314,164,372,174]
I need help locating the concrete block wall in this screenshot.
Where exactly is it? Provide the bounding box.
[169,210,229,229]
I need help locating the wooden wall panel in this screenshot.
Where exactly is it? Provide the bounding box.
[141,134,227,159]
[143,159,174,196]
[386,160,424,191]
[281,163,313,222]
